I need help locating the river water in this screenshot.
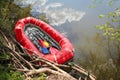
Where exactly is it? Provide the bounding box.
[14,0,120,79]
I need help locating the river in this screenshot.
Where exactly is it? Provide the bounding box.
[14,0,120,79]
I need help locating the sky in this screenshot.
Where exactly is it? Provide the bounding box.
[14,0,86,26]
[14,0,120,43]
[14,0,120,28]
[14,0,120,61]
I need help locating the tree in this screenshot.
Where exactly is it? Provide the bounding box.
[0,0,31,79]
[0,0,31,33]
[95,3,120,80]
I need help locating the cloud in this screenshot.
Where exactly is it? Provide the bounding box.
[14,0,47,7]
[14,0,85,26]
[45,3,63,10]
[45,8,85,26]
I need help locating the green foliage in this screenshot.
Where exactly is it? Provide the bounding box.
[32,73,47,80]
[36,13,50,24]
[0,1,50,80]
[89,0,102,8]
[0,48,24,80]
[107,12,116,18]
[0,71,24,80]
[94,3,120,79]
[9,71,25,80]
[90,0,117,9]
[89,4,96,8]
[0,52,10,60]
[38,73,47,80]
[87,1,120,79]
[107,0,114,7]
[0,64,25,80]
[96,10,120,42]
[0,0,31,80]
[99,14,105,18]
[0,0,31,33]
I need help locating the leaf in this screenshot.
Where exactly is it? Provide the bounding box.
[99,26,105,30]
[110,37,115,40]
[107,12,113,18]
[89,4,96,8]
[99,14,105,18]
[107,0,114,7]
[103,33,107,36]
[117,38,120,42]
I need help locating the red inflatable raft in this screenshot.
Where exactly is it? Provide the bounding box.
[14,17,74,64]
